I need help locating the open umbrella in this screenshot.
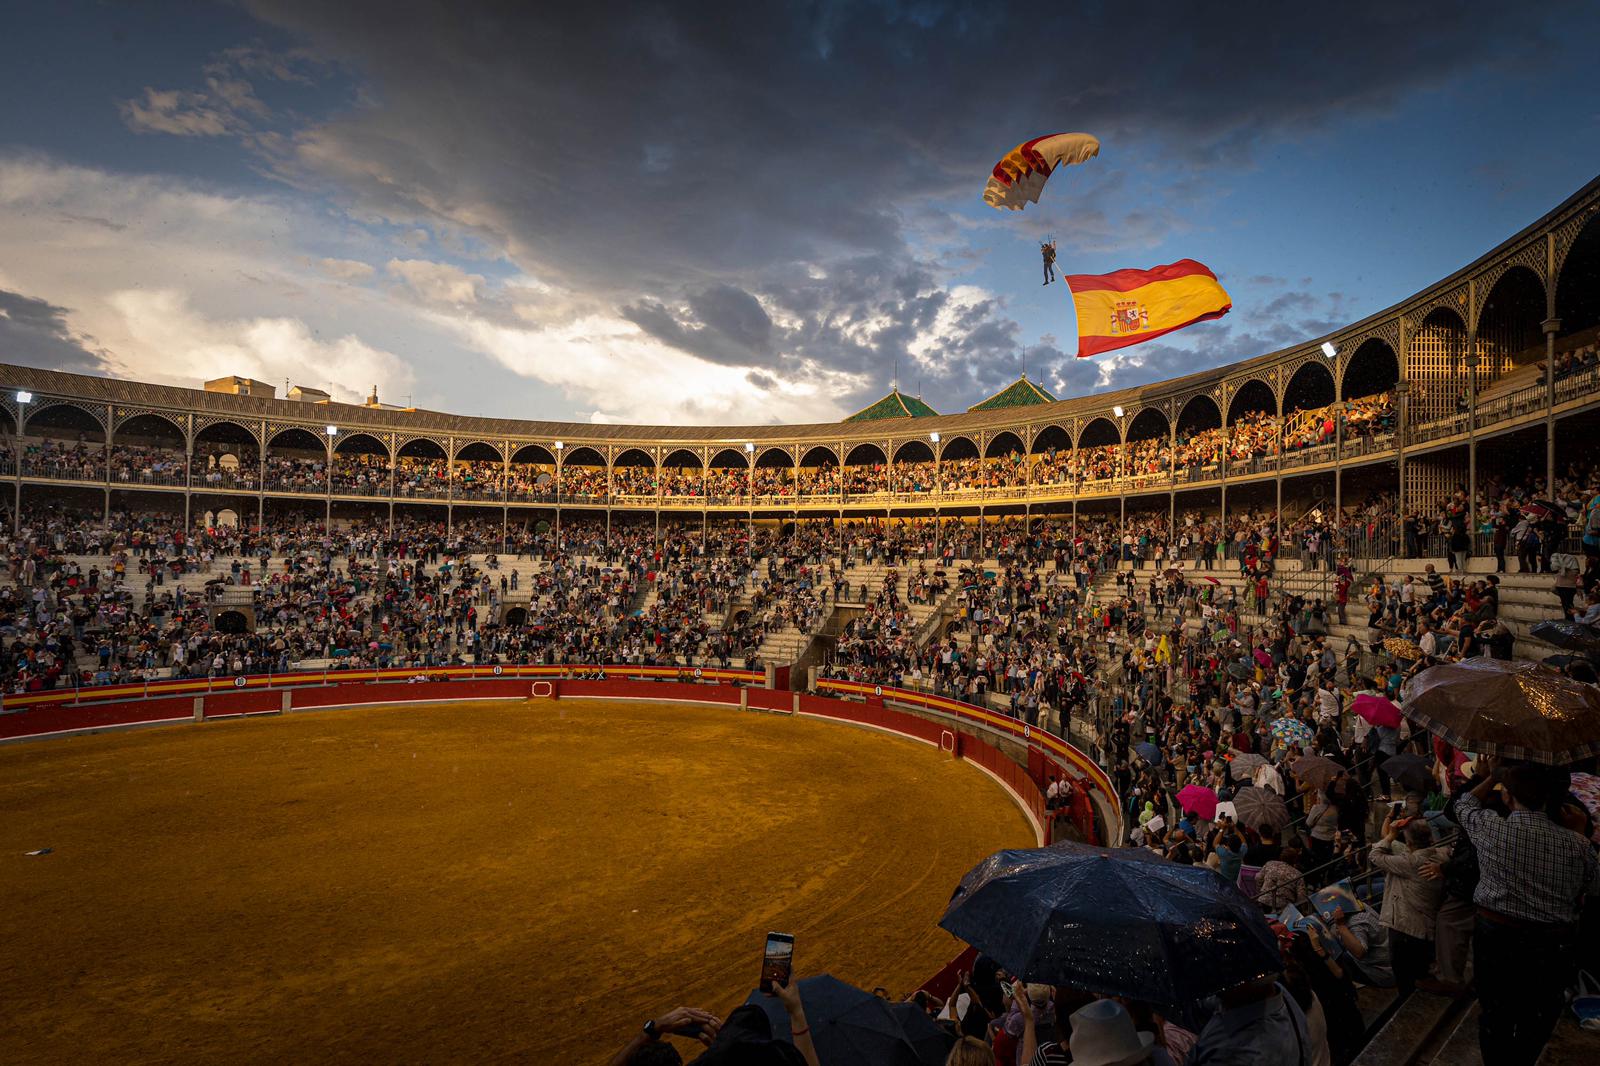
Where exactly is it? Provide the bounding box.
[1381,753,1434,795]
[940,844,1282,1009]
[1544,653,1597,670]
[1531,619,1600,656]
[1351,693,1403,730]
[1383,637,1423,661]
[1292,755,1344,791]
[1227,753,1268,781]
[1135,741,1163,765]
[887,1003,954,1066]
[1269,717,1313,746]
[1568,773,1600,846]
[1400,657,1600,765]
[1232,786,1291,831]
[1176,784,1219,821]
[744,975,922,1066]
[1227,661,1251,680]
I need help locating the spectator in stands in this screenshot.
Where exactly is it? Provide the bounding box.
[1186,976,1313,1065]
[1366,815,1449,997]
[1455,761,1600,1065]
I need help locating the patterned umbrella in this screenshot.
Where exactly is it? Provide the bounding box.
[1227,753,1268,781]
[1400,657,1600,765]
[1568,773,1600,846]
[1232,786,1291,831]
[1269,717,1313,745]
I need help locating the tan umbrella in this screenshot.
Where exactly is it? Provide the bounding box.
[1400,656,1600,765]
[1291,754,1344,791]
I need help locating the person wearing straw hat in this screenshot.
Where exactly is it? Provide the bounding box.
[1064,1000,1162,1065]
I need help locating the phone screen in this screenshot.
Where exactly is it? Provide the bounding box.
[760,932,794,993]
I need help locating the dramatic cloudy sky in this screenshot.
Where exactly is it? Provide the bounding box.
[2,1,1598,425]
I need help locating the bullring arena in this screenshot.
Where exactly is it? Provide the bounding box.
[6,135,1600,1065]
[0,690,1035,1065]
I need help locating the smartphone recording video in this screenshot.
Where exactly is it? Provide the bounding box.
[760,931,794,994]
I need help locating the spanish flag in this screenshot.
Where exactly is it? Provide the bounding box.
[1064,259,1231,358]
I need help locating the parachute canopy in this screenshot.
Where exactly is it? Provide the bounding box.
[982,133,1100,211]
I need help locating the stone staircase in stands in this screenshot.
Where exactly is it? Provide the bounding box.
[1351,987,1595,1065]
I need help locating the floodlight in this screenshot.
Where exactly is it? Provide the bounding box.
[1112,405,1125,418]
[929,432,940,443]
[15,391,32,404]
[1321,341,1337,359]
[324,424,338,436]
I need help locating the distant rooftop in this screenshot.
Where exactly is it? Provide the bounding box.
[843,388,939,423]
[968,374,1057,412]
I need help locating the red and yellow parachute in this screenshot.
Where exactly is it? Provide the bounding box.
[982,133,1100,211]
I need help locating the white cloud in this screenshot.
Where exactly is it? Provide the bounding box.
[106,289,413,404]
[318,257,376,280]
[0,155,857,425]
[450,311,855,426]
[385,257,482,304]
[119,88,236,137]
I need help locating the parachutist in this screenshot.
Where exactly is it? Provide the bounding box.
[1042,239,1057,285]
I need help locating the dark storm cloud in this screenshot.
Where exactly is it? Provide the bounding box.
[229,0,1569,411]
[0,289,109,375]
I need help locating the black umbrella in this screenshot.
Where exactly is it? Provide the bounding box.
[1381,753,1434,794]
[1543,653,1597,670]
[887,1003,954,1066]
[939,843,1282,1008]
[1531,620,1600,656]
[743,975,922,1066]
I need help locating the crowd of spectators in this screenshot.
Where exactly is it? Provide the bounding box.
[3,394,1407,504]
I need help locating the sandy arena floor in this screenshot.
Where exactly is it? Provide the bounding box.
[0,697,1033,1064]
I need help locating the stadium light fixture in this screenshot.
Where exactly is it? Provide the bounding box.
[744,442,754,453]
[554,441,564,451]
[929,432,940,443]
[15,390,32,404]
[1321,341,1338,359]
[1112,405,1125,418]
[324,424,338,436]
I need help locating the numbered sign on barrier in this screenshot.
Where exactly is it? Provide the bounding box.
[492,665,503,676]
[233,676,247,689]
[693,667,703,679]
[873,685,883,697]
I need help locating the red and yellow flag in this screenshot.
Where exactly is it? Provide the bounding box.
[1064,259,1231,358]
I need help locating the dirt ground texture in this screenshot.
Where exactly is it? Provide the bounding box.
[0,698,1033,1065]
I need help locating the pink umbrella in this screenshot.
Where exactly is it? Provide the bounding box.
[1176,784,1219,821]
[1351,693,1402,729]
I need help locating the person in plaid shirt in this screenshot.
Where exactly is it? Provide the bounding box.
[1454,761,1600,1064]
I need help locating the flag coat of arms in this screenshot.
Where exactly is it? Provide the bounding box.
[1064,259,1232,357]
